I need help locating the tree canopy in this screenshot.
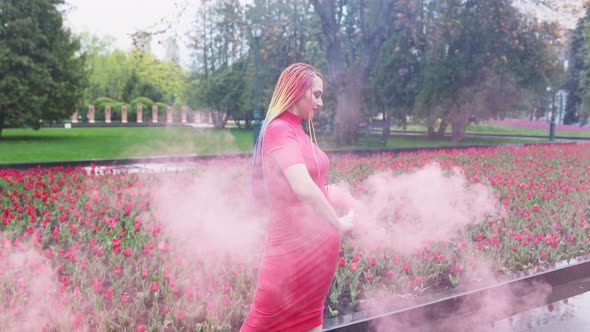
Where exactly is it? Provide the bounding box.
[1,0,578,141]
[0,0,87,137]
[79,35,186,108]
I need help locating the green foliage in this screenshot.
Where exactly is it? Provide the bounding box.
[202,64,246,114]
[111,102,129,122]
[122,69,164,103]
[173,102,182,112]
[136,80,164,103]
[92,97,118,122]
[80,40,186,105]
[83,48,132,102]
[93,97,118,109]
[412,0,556,138]
[186,61,248,128]
[129,50,185,104]
[129,97,154,123]
[154,102,168,112]
[130,97,154,111]
[0,0,87,136]
[309,0,400,144]
[10,0,561,141]
[184,74,202,110]
[565,18,584,125]
[368,25,421,124]
[193,0,248,74]
[569,7,590,126]
[188,0,323,127]
[154,101,168,122]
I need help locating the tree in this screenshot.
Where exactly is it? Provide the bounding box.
[187,0,325,128]
[413,0,557,140]
[310,0,399,145]
[568,5,590,125]
[246,0,327,118]
[191,0,248,76]
[129,50,186,104]
[0,0,87,137]
[80,41,186,107]
[367,2,423,127]
[85,49,133,102]
[195,62,248,128]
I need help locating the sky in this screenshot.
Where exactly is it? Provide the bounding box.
[513,0,585,30]
[62,0,200,65]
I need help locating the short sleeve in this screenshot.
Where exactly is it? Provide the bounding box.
[263,121,304,171]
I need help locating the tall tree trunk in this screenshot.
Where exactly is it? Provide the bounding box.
[212,111,228,128]
[311,0,395,145]
[427,125,435,138]
[437,120,448,138]
[0,107,5,139]
[451,120,465,142]
[333,68,364,145]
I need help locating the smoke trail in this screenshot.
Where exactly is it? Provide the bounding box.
[340,162,552,332]
[150,162,266,264]
[0,236,84,332]
[351,162,501,254]
[366,259,552,332]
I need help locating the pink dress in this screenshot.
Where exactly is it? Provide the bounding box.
[241,111,340,331]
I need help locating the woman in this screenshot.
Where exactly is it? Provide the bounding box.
[242,63,354,332]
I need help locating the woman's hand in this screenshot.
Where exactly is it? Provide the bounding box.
[338,210,354,235]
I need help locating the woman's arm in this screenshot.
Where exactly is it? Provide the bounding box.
[283,164,352,232]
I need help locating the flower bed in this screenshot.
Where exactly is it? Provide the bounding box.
[0,143,589,331]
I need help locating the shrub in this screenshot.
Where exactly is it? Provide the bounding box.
[130,97,154,122]
[154,102,168,122]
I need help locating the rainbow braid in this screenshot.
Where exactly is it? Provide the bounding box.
[251,63,325,204]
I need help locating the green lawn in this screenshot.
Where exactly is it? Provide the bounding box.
[0,126,571,163]
[392,123,590,138]
[324,135,552,151]
[0,127,253,163]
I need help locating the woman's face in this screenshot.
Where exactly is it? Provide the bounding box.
[292,76,324,119]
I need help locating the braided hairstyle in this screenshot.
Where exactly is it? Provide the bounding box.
[251,63,325,205]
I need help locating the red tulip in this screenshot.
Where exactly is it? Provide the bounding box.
[339,256,346,267]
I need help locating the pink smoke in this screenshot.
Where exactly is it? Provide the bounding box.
[0,236,84,332]
[340,162,552,331]
[350,162,501,254]
[149,162,266,265]
[364,258,552,331]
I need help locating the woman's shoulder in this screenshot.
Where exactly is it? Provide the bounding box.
[266,117,296,133]
[263,117,300,147]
